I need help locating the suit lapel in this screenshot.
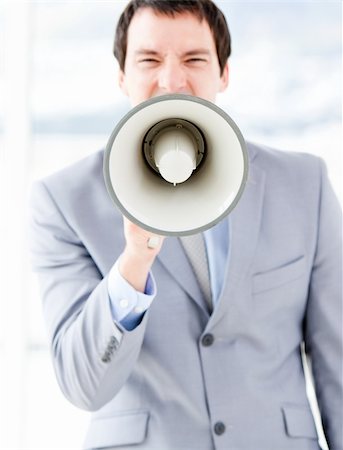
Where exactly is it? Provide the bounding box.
[228,163,265,292]
[157,236,209,314]
[209,149,266,326]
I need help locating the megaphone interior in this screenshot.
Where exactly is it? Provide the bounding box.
[104,94,248,236]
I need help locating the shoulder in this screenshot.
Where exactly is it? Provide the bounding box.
[245,142,333,219]
[32,149,104,195]
[247,140,323,171]
[30,149,109,216]
[247,141,325,187]
[40,149,104,193]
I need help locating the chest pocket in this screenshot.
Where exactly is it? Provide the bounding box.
[252,256,306,295]
[83,411,149,449]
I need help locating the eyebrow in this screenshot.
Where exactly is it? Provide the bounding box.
[134,49,160,57]
[134,48,211,57]
[183,49,211,57]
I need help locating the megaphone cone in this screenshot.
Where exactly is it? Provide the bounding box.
[104,94,248,236]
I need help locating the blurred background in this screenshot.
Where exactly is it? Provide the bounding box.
[1,0,341,448]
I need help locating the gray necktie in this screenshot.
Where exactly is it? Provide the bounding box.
[180,234,212,311]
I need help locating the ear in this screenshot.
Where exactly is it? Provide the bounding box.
[219,62,229,92]
[118,70,128,96]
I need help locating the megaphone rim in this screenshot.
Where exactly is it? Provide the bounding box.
[103,94,249,236]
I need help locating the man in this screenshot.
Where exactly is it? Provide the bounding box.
[29,1,342,449]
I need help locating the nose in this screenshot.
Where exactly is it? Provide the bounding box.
[158,59,187,94]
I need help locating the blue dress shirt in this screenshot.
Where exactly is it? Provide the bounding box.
[108,219,229,330]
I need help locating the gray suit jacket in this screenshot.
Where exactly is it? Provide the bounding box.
[29,142,342,450]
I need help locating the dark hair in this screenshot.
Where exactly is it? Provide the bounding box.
[113,0,231,75]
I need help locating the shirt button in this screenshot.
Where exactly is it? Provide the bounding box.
[134,306,143,314]
[119,298,129,309]
[214,421,226,435]
[201,333,214,347]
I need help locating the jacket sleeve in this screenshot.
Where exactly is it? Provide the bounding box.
[304,159,342,450]
[28,180,149,411]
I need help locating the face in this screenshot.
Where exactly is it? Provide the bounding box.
[119,7,229,106]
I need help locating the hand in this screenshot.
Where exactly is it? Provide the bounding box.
[119,217,164,292]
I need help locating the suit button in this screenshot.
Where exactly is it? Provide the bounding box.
[101,351,111,363]
[214,421,226,435]
[201,333,214,347]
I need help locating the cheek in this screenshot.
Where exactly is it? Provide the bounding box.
[192,71,220,90]
[134,74,156,92]
[194,79,219,100]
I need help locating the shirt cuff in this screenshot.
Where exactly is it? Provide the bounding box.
[107,259,156,325]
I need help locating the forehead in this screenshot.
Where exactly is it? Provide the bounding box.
[126,7,216,52]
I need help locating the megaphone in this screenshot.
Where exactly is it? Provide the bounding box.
[104,94,248,236]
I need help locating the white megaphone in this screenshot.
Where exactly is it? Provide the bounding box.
[104,94,248,236]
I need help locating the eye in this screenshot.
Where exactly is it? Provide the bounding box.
[140,58,158,62]
[138,58,160,66]
[185,58,207,66]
